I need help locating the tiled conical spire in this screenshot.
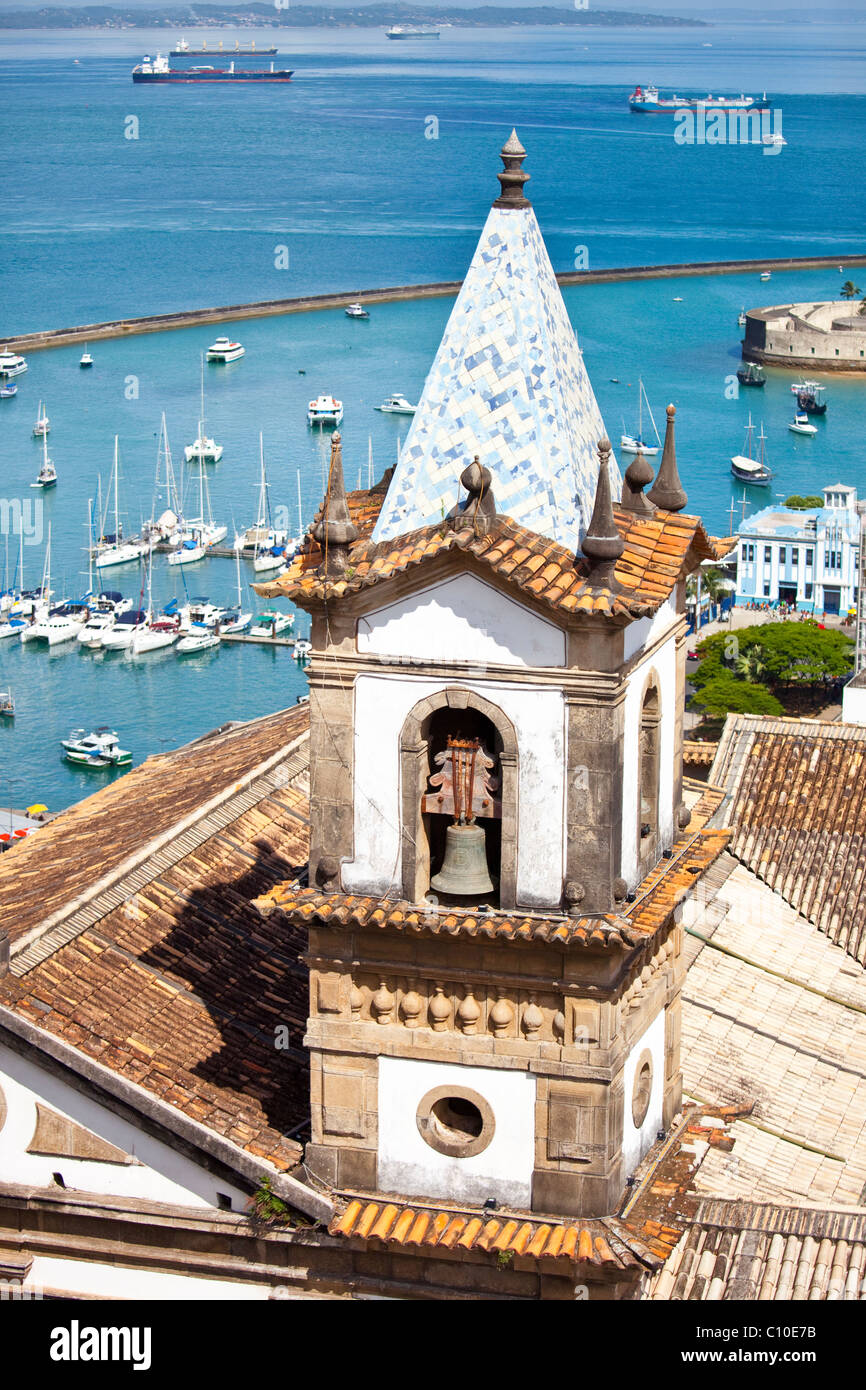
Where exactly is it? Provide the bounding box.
[647,404,687,512]
[493,129,530,209]
[372,135,618,552]
[582,438,624,588]
[313,432,357,578]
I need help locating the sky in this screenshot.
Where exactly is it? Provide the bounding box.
[0,0,862,15]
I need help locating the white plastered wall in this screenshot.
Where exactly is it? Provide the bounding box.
[344,673,566,907]
[358,573,566,668]
[0,1042,247,1210]
[621,1009,666,1179]
[377,1056,536,1208]
[620,632,677,888]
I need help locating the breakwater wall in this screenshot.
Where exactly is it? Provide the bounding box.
[5,254,866,353]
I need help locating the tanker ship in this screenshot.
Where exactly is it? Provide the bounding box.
[629,84,770,113]
[132,54,293,83]
[170,37,280,56]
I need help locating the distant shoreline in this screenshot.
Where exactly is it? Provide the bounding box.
[6,254,865,354]
[0,5,707,32]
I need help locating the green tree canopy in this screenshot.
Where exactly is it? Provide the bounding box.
[692,621,853,692]
[690,676,783,719]
[841,280,861,299]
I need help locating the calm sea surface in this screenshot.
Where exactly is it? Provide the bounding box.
[0,23,864,809]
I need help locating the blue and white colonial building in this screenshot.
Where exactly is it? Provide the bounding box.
[735,485,862,616]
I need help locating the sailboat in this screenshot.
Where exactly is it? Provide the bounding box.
[32,431,57,489]
[249,436,288,573]
[620,380,661,456]
[168,457,226,565]
[731,416,773,486]
[94,439,152,569]
[143,414,184,549]
[221,549,253,633]
[131,556,180,653]
[32,401,50,437]
[184,354,223,463]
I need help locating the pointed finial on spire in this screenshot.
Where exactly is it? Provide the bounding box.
[647,404,687,512]
[493,129,531,210]
[447,456,497,535]
[581,438,624,586]
[313,431,358,578]
[621,450,655,516]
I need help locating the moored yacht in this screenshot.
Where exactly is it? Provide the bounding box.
[33,402,50,437]
[731,417,772,486]
[206,336,245,363]
[0,349,27,378]
[62,727,132,767]
[375,393,417,415]
[100,609,149,650]
[308,395,343,426]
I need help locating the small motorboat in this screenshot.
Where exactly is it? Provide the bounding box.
[176,625,220,655]
[33,401,50,436]
[0,383,17,398]
[760,271,771,281]
[0,691,14,718]
[737,308,747,327]
[789,412,817,436]
[672,296,683,302]
[736,362,766,388]
[294,638,312,661]
[375,393,417,415]
[345,303,370,319]
[0,349,27,378]
[206,336,245,363]
[80,345,93,368]
[308,395,343,427]
[62,726,132,767]
[249,610,294,639]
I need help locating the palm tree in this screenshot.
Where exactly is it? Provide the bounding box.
[840,280,861,300]
[735,644,767,682]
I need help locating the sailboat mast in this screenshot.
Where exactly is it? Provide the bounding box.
[87,498,93,592]
[297,469,302,540]
[113,437,120,541]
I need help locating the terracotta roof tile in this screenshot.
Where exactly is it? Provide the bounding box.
[330,1195,672,1271]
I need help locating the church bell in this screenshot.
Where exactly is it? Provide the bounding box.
[430,821,494,898]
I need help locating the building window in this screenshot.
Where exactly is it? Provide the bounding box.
[764,546,772,564]
[779,547,786,566]
[416,1085,496,1159]
[763,581,771,596]
[806,548,813,567]
[631,1050,654,1129]
[805,583,813,599]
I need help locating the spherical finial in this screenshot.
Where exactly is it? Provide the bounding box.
[666,404,676,420]
[626,452,654,489]
[598,435,611,455]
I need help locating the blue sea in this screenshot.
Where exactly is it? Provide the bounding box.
[0,21,865,809]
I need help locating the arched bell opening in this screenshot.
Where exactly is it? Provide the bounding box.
[638,678,661,877]
[399,690,518,910]
[423,706,502,907]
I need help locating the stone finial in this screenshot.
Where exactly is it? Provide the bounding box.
[493,129,531,209]
[313,431,358,578]
[621,450,656,516]
[315,855,341,893]
[581,438,624,586]
[447,456,497,534]
[647,405,687,513]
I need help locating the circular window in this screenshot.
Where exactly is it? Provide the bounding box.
[631,1050,654,1129]
[416,1084,495,1159]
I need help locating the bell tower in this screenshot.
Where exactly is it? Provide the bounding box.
[257,135,722,1219]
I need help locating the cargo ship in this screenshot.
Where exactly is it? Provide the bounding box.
[385,24,440,39]
[132,54,293,83]
[629,84,770,113]
[170,37,279,56]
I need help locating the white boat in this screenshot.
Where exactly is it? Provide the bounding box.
[178,596,228,633]
[233,524,287,554]
[33,401,50,437]
[80,344,93,368]
[176,626,220,654]
[93,439,152,569]
[760,271,771,281]
[25,602,89,647]
[375,393,417,415]
[0,349,27,378]
[168,537,206,566]
[253,547,288,574]
[308,395,343,427]
[76,592,133,648]
[789,412,817,436]
[0,690,13,717]
[185,354,224,461]
[0,618,26,641]
[620,379,661,457]
[206,336,245,363]
[294,638,311,661]
[143,414,185,549]
[731,416,772,485]
[345,303,369,319]
[737,308,746,328]
[32,432,57,489]
[99,608,149,650]
[169,458,225,564]
[131,618,180,654]
[762,132,786,148]
[249,609,294,639]
[220,550,253,634]
[62,727,131,767]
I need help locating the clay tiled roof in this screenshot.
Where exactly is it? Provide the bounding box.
[256,498,715,622]
[257,821,730,951]
[0,705,314,1174]
[683,739,719,768]
[1,705,311,950]
[330,1196,678,1272]
[712,715,866,965]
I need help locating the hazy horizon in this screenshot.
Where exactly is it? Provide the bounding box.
[1,0,864,14]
